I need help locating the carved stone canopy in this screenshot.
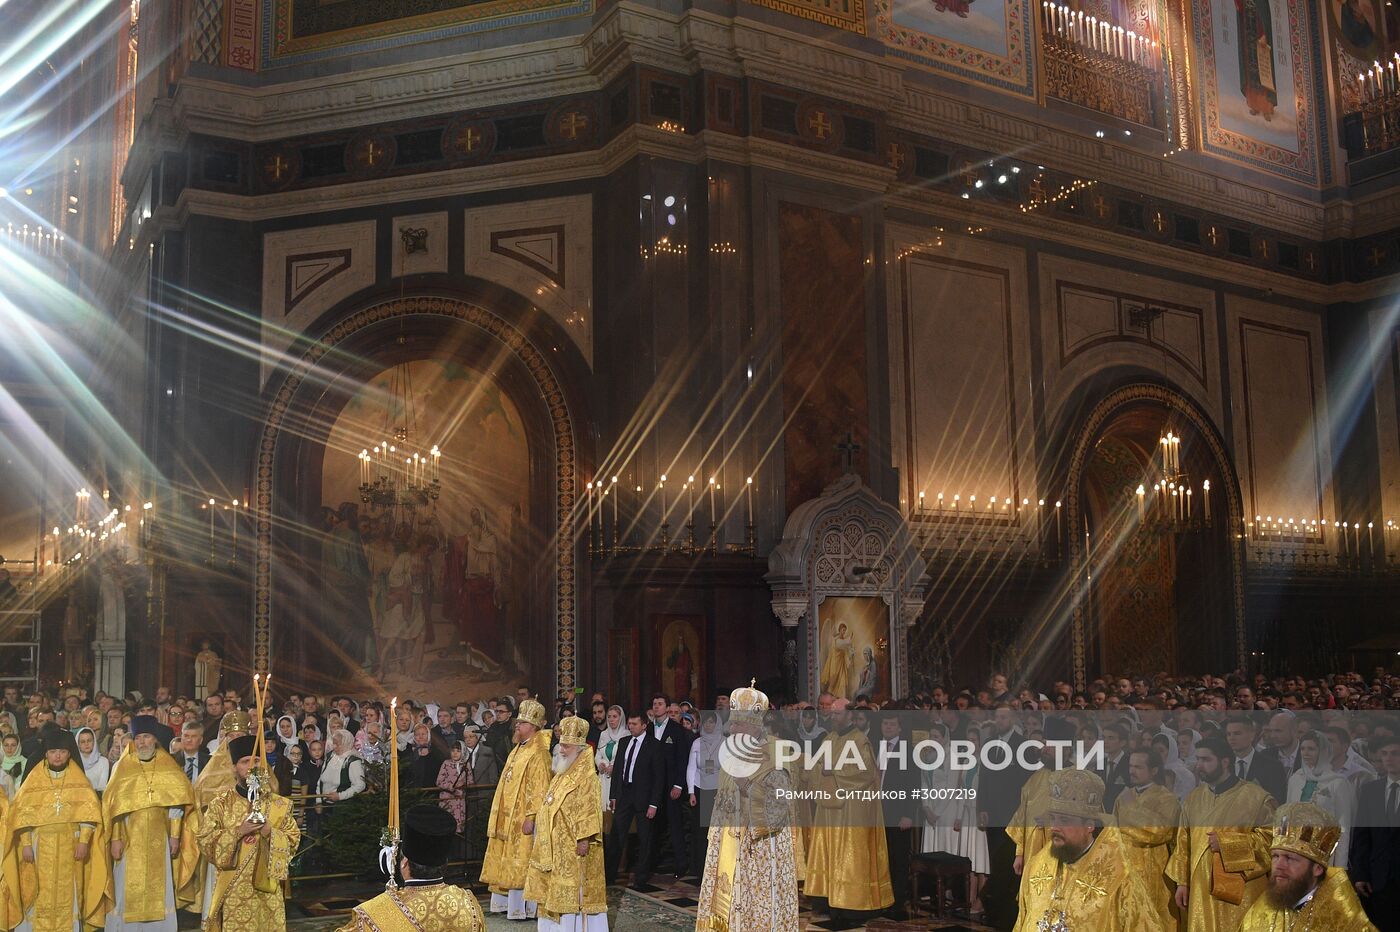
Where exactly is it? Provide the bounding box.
[766,473,929,700]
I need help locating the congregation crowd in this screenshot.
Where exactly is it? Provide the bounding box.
[0,665,1396,930]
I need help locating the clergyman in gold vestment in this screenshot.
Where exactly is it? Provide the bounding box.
[101,716,201,929]
[480,699,552,920]
[0,728,113,931]
[195,735,300,932]
[1166,735,1276,932]
[695,682,799,932]
[525,716,608,932]
[189,709,251,919]
[803,699,893,915]
[1241,802,1377,932]
[1012,769,1158,932]
[336,804,485,932]
[1112,748,1182,927]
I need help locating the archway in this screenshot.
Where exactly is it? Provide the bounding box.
[252,294,583,695]
[1064,384,1245,691]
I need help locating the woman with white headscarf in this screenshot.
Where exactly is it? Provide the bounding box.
[318,728,366,805]
[76,726,110,793]
[273,714,305,764]
[1151,731,1196,801]
[1286,730,1357,867]
[593,704,628,807]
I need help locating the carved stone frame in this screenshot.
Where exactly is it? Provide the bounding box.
[766,474,929,702]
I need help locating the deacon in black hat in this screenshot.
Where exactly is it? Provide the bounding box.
[334,804,485,932]
[196,732,302,931]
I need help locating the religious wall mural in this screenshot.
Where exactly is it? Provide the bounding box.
[653,615,706,704]
[816,596,891,703]
[1192,0,1323,183]
[320,359,534,702]
[876,0,1036,98]
[264,0,593,66]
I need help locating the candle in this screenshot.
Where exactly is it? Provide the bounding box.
[660,476,668,520]
[389,697,399,838]
[611,476,619,539]
[1202,480,1210,521]
[1055,500,1062,542]
[232,500,239,556]
[708,477,717,525]
[745,476,753,525]
[687,476,696,524]
[208,498,216,549]
[1136,485,1145,521]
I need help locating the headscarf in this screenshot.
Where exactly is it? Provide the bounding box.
[692,714,724,761]
[1153,731,1197,800]
[275,715,300,751]
[328,728,356,758]
[596,706,627,764]
[0,741,25,778]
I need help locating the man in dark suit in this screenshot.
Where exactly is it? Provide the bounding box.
[647,693,693,879]
[978,705,1031,930]
[1098,721,1132,810]
[1351,734,1400,932]
[462,725,499,784]
[875,709,921,920]
[1225,714,1286,803]
[173,723,212,784]
[607,713,666,887]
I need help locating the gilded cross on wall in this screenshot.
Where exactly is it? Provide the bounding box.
[1092,194,1111,219]
[458,126,481,154]
[1206,225,1220,247]
[265,154,289,182]
[886,142,906,171]
[808,111,833,140]
[1369,245,1387,268]
[560,112,589,140]
[363,141,383,166]
[1150,210,1167,234]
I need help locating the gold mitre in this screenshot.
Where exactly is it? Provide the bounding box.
[1271,802,1341,865]
[220,710,252,736]
[516,698,548,729]
[1046,768,1106,822]
[557,715,590,747]
[728,679,769,723]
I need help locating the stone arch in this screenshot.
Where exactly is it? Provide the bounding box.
[1062,383,1245,691]
[252,295,580,692]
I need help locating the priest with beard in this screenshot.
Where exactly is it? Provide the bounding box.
[0,727,113,931]
[1166,734,1276,932]
[1241,802,1377,931]
[1012,768,1157,931]
[480,698,552,920]
[102,715,201,930]
[196,734,300,931]
[524,715,608,932]
[803,697,892,921]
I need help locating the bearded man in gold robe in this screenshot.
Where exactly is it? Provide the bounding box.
[804,698,892,918]
[1241,802,1376,931]
[1111,747,1181,927]
[336,804,485,932]
[1166,735,1276,932]
[102,715,201,930]
[189,709,251,918]
[1009,717,1077,880]
[695,682,799,932]
[1013,769,1158,931]
[0,727,113,931]
[480,698,552,920]
[195,735,300,931]
[525,715,608,931]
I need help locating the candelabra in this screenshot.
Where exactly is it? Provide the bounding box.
[1039,2,1163,128]
[584,471,758,559]
[1349,55,1400,157]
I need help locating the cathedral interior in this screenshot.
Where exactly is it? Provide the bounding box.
[2,0,1399,707]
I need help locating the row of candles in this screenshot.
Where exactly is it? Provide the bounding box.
[584,472,757,554]
[1248,516,1399,557]
[1359,54,1400,103]
[2,223,65,256]
[1135,479,1212,523]
[1041,1,1160,70]
[46,489,144,566]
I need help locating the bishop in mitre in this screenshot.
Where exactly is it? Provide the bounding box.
[189,709,251,918]
[101,715,201,930]
[525,715,608,932]
[195,734,300,931]
[803,697,892,918]
[1012,769,1158,932]
[1008,717,1076,879]
[481,698,552,920]
[336,804,485,932]
[0,727,113,931]
[1241,801,1376,932]
[694,681,799,932]
[1166,736,1275,932]
[1112,747,1181,927]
